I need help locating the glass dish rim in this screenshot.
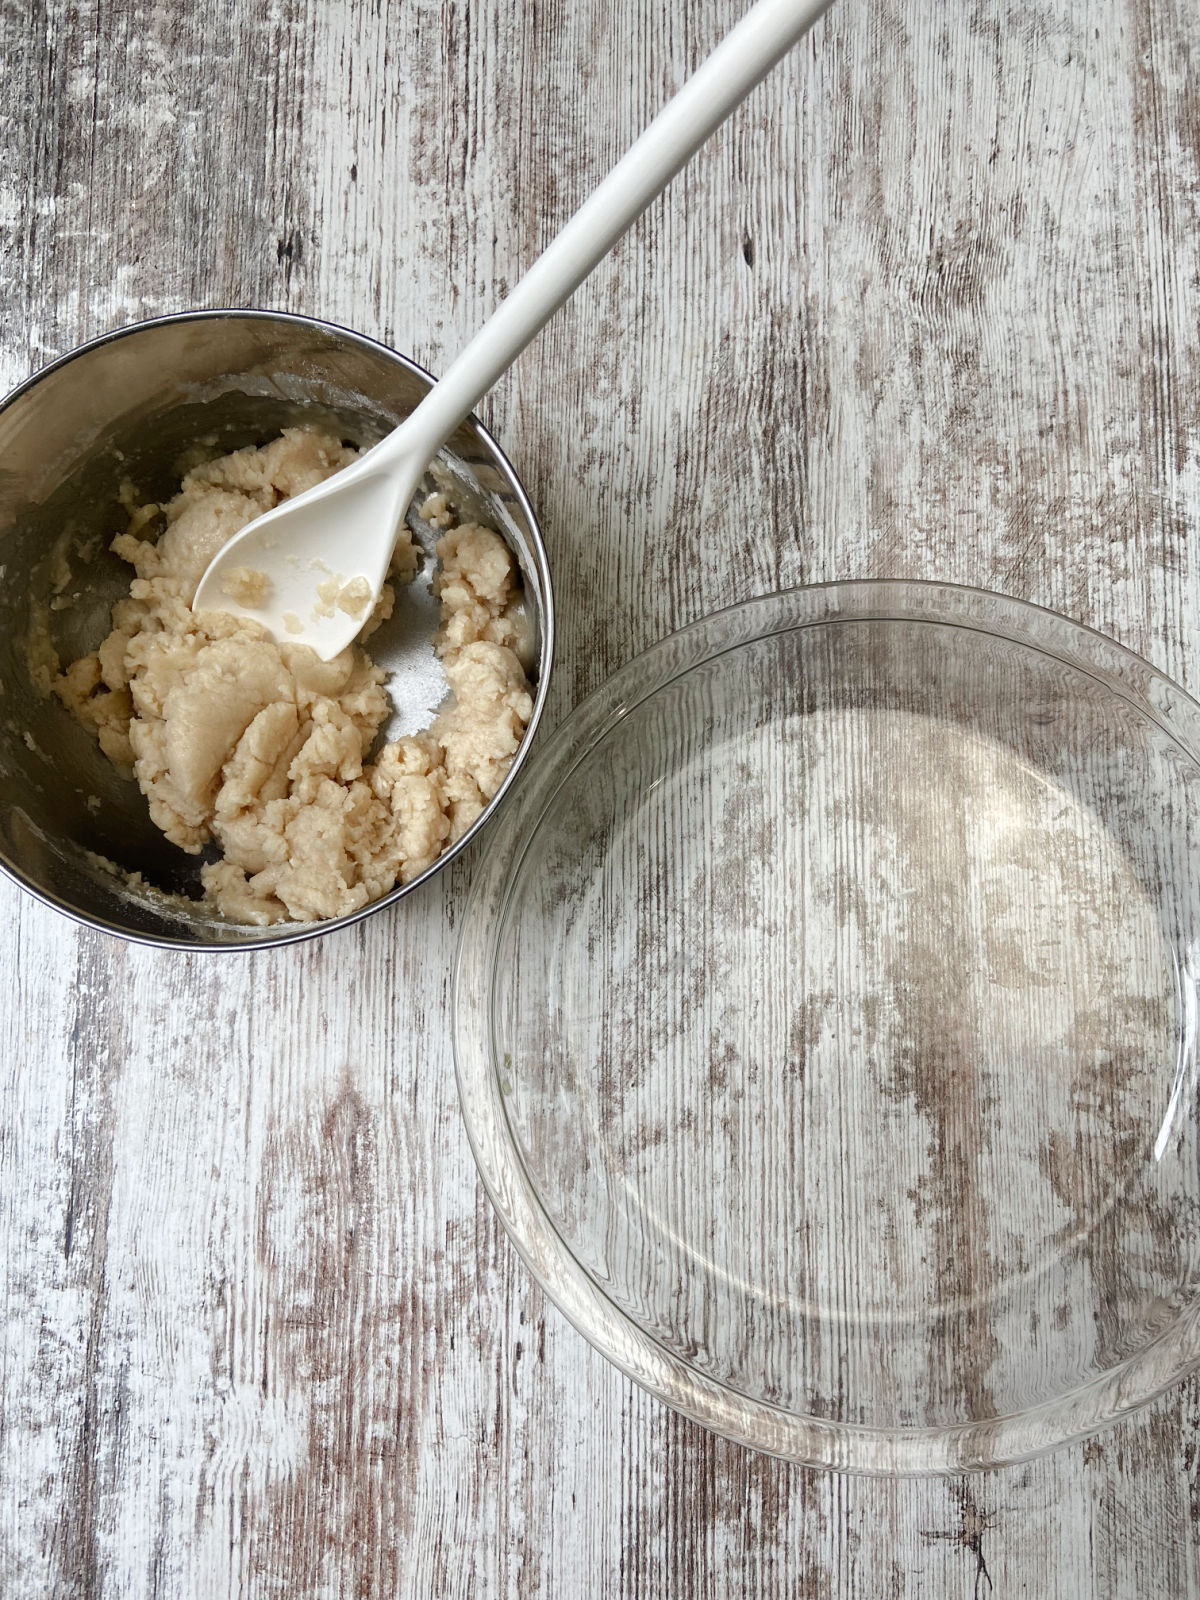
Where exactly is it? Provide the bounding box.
[453,579,1200,1474]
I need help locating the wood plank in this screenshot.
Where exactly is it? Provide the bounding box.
[2,0,1199,1594]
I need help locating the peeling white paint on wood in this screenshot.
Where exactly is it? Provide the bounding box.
[2,0,1200,1594]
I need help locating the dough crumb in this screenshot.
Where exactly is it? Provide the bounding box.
[56,429,534,924]
[419,490,455,529]
[221,566,273,607]
[337,576,373,618]
[312,569,346,619]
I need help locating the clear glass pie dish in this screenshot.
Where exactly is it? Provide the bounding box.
[454,580,1200,1473]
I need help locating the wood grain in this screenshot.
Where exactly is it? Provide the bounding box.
[2,0,1200,1594]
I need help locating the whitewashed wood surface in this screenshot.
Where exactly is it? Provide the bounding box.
[2,0,1199,1593]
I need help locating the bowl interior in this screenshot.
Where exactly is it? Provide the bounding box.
[0,314,550,947]
[457,583,1200,1470]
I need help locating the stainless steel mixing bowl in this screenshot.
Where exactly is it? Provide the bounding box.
[0,311,554,948]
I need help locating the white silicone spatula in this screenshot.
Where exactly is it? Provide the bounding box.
[193,0,833,659]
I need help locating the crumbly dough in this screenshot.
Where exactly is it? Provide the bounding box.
[221,565,273,607]
[54,428,533,925]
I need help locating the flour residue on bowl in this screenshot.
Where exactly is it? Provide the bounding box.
[36,428,533,925]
